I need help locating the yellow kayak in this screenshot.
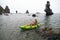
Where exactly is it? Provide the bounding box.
[19,22,40,30]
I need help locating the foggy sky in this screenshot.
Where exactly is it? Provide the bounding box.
[0,0,60,13]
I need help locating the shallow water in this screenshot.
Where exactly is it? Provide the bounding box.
[0,13,60,40]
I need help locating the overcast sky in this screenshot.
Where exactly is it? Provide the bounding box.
[0,0,60,13]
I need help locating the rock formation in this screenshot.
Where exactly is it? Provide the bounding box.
[4,6,10,13]
[0,6,4,15]
[44,1,53,15]
[26,10,29,14]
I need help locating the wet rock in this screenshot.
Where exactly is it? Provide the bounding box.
[16,10,18,13]
[4,6,10,13]
[0,6,4,15]
[46,12,53,16]
[48,34,60,40]
[44,1,53,16]
[26,10,29,14]
[0,13,2,15]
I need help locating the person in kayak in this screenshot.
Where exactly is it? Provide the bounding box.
[30,19,37,25]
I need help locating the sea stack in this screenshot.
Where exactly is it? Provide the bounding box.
[0,6,4,15]
[44,1,53,15]
[26,10,29,14]
[4,6,10,13]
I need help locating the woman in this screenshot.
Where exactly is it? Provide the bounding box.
[30,19,37,25]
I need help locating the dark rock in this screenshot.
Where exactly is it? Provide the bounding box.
[45,12,53,16]
[4,6,10,13]
[0,6,4,15]
[16,10,18,13]
[0,13,2,15]
[48,34,60,40]
[44,1,53,16]
[26,10,29,14]
[0,5,10,14]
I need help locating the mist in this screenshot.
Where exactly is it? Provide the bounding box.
[0,0,60,13]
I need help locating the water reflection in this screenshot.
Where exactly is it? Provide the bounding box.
[44,15,51,27]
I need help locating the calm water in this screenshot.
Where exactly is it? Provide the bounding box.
[0,0,60,13]
[0,13,60,40]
